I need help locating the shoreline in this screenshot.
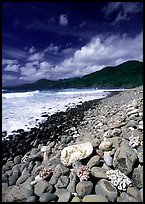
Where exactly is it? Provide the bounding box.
[2,86,143,202]
[2,90,120,163]
[2,88,122,137]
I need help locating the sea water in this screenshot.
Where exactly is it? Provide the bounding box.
[2,88,126,136]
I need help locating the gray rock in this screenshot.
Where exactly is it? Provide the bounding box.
[16,167,30,185]
[117,192,138,202]
[113,145,137,175]
[45,183,54,193]
[39,192,58,202]
[21,177,33,191]
[26,195,37,202]
[127,186,142,202]
[27,161,35,172]
[14,155,21,164]
[137,151,143,164]
[71,196,82,202]
[2,173,8,183]
[55,175,69,188]
[58,190,72,202]
[34,179,50,196]
[140,188,143,202]
[126,120,136,128]
[12,163,22,172]
[5,185,33,202]
[111,128,122,136]
[9,173,18,186]
[32,139,38,147]
[49,164,69,185]
[5,169,13,177]
[67,171,78,193]
[106,137,122,149]
[132,165,143,189]
[30,148,38,156]
[55,188,69,197]
[3,161,14,171]
[91,167,108,179]
[2,183,12,202]
[31,161,42,175]
[20,162,29,173]
[104,152,113,166]
[95,179,118,202]
[87,155,101,169]
[90,138,101,147]
[66,136,73,144]
[76,181,93,198]
[99,141,113,151]
[82,194,109,202]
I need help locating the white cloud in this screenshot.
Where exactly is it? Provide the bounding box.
[20,66,37,76]
[39,61,52,70]
[44,44,59,54]
[2,59,18,65]
[3,47,26,59]
[3,74,17,81]
[53,31,143,79]
[104,2,143,25]
[25,61,39,67]
[59,14,68,26]
[5,64,20,72]
[29,46,35,54]
[28,52,44,61]
[3,74,18,85]
[3,31,143,85]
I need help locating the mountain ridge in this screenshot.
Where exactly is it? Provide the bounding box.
[3,60,143,90]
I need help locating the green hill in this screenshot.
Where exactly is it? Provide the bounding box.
[4,60,143,90]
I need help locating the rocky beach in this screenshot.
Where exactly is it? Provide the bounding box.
[2,85,143,202]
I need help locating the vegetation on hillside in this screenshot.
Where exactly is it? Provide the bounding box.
[4,60,143,90]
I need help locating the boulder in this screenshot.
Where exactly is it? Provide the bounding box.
[61,142,93,166]
[76,181,93,198]
[95,179,118,202]
[39,192,58,202]
[113,145,137,175]
[5,185,33,202]
[34,179,50,196]
[132,165,143,189]
[91,167,108,179]
[82,195,109,202]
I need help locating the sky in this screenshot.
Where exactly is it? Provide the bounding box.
[2,2,143,86]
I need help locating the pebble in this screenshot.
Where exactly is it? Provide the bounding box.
[82,194,109,202]
[95,179,118,202]
[91,167,108,179]
[99,141,113,151]
[71,196,82,202]
[103,152,113,166]
[39,192,58,202]
[76,181,93,198]
[26,196,37,202]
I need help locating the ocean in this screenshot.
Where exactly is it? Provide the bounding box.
[2,88,126,137]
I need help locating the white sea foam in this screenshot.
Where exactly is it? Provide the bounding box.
[2,90,39,99]
[2,88,125,137]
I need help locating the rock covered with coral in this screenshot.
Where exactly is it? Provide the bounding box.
[129,135,140,148]
[60,142,93,166]
[31,167,53,185]
[72,161,90,182]
[106,169,133,191]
